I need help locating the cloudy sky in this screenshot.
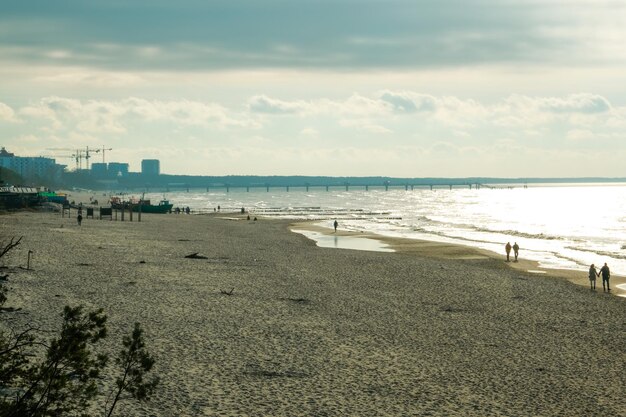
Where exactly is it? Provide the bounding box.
[1,0,626,177]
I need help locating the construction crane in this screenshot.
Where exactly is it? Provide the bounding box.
[91,146,113,164]
[45,146,112,170]
[46,148,83,170]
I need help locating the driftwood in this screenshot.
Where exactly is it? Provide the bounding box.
[220,288,235,296]
[185,252,208,259]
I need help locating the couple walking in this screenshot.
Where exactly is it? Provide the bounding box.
[505,242,519,262]
[588,263,611,292]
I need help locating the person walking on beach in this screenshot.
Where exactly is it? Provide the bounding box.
[588,264,598,290]
[599,262,611,292]
[77,213,83,226]
[505,242,512,262]
[513,242,519,262]
[334,220,338,233]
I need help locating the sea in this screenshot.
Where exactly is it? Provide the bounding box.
[138,183,626,277]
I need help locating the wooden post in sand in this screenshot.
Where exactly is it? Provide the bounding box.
[27,250,33,270]
[138,203,141,222]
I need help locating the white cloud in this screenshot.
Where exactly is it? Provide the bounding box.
[34,70,144,87]
[0,102,18,122]
[379,91,437,113]
[247,95,308,114]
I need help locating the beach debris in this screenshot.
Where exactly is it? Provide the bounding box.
[280,297,311,304]
[220,288,235,295]
[139,260,146,264]
[185,252,208,259]
[0,274,8,281]
[243,363,308,379]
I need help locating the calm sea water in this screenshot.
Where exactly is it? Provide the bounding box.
[139,183,626,276]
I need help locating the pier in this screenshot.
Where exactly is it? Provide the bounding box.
[156,182,515,193]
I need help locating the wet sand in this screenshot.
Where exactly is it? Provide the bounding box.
[291,222,626,298]
[1,210,624,416]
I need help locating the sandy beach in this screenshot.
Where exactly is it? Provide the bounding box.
[1,209,624,416]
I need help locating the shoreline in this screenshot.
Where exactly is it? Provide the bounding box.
[1,210,624,415]
[290,221,626,298]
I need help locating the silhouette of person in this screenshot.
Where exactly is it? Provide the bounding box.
[512,242,519,262]
[599,263,611,292]
[588,264,598,290]
[334,220,338,233]
[505,242,512,262]
[77,213,83,226]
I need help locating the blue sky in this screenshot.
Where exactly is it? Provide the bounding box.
[1,0,626,176]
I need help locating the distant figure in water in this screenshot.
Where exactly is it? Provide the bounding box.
[77,213,83,226]
[512,242,519,262]
[334,220,338,233]
[505,242,512,262]
[599,262,611,292]
[588,264,598,290]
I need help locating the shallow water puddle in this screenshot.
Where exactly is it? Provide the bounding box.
[293,230,394,252]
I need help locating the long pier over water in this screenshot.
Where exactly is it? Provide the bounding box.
[155,182,521,193]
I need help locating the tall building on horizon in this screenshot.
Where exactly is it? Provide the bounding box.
[107,162,129,177]
[0,146,65,181]
[141,159,160,176]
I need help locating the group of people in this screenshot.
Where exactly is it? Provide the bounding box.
[504,242,519,262]
[588,263,611,292]
[506,242,612,292]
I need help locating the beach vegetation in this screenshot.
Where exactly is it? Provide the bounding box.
[0,305,158,417]
[0,237,22,265]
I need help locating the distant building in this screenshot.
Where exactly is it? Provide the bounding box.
[107,162,129,177]
[0,147,64,181]
[91,162,108,177]
[141,159,160,176]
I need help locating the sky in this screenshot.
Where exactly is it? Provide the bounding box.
[1,0,626,177]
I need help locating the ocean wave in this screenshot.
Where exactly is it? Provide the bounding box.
[564,245,626,261]
[412,215,568,241]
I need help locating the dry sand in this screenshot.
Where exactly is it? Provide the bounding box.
[1,209,625,416]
